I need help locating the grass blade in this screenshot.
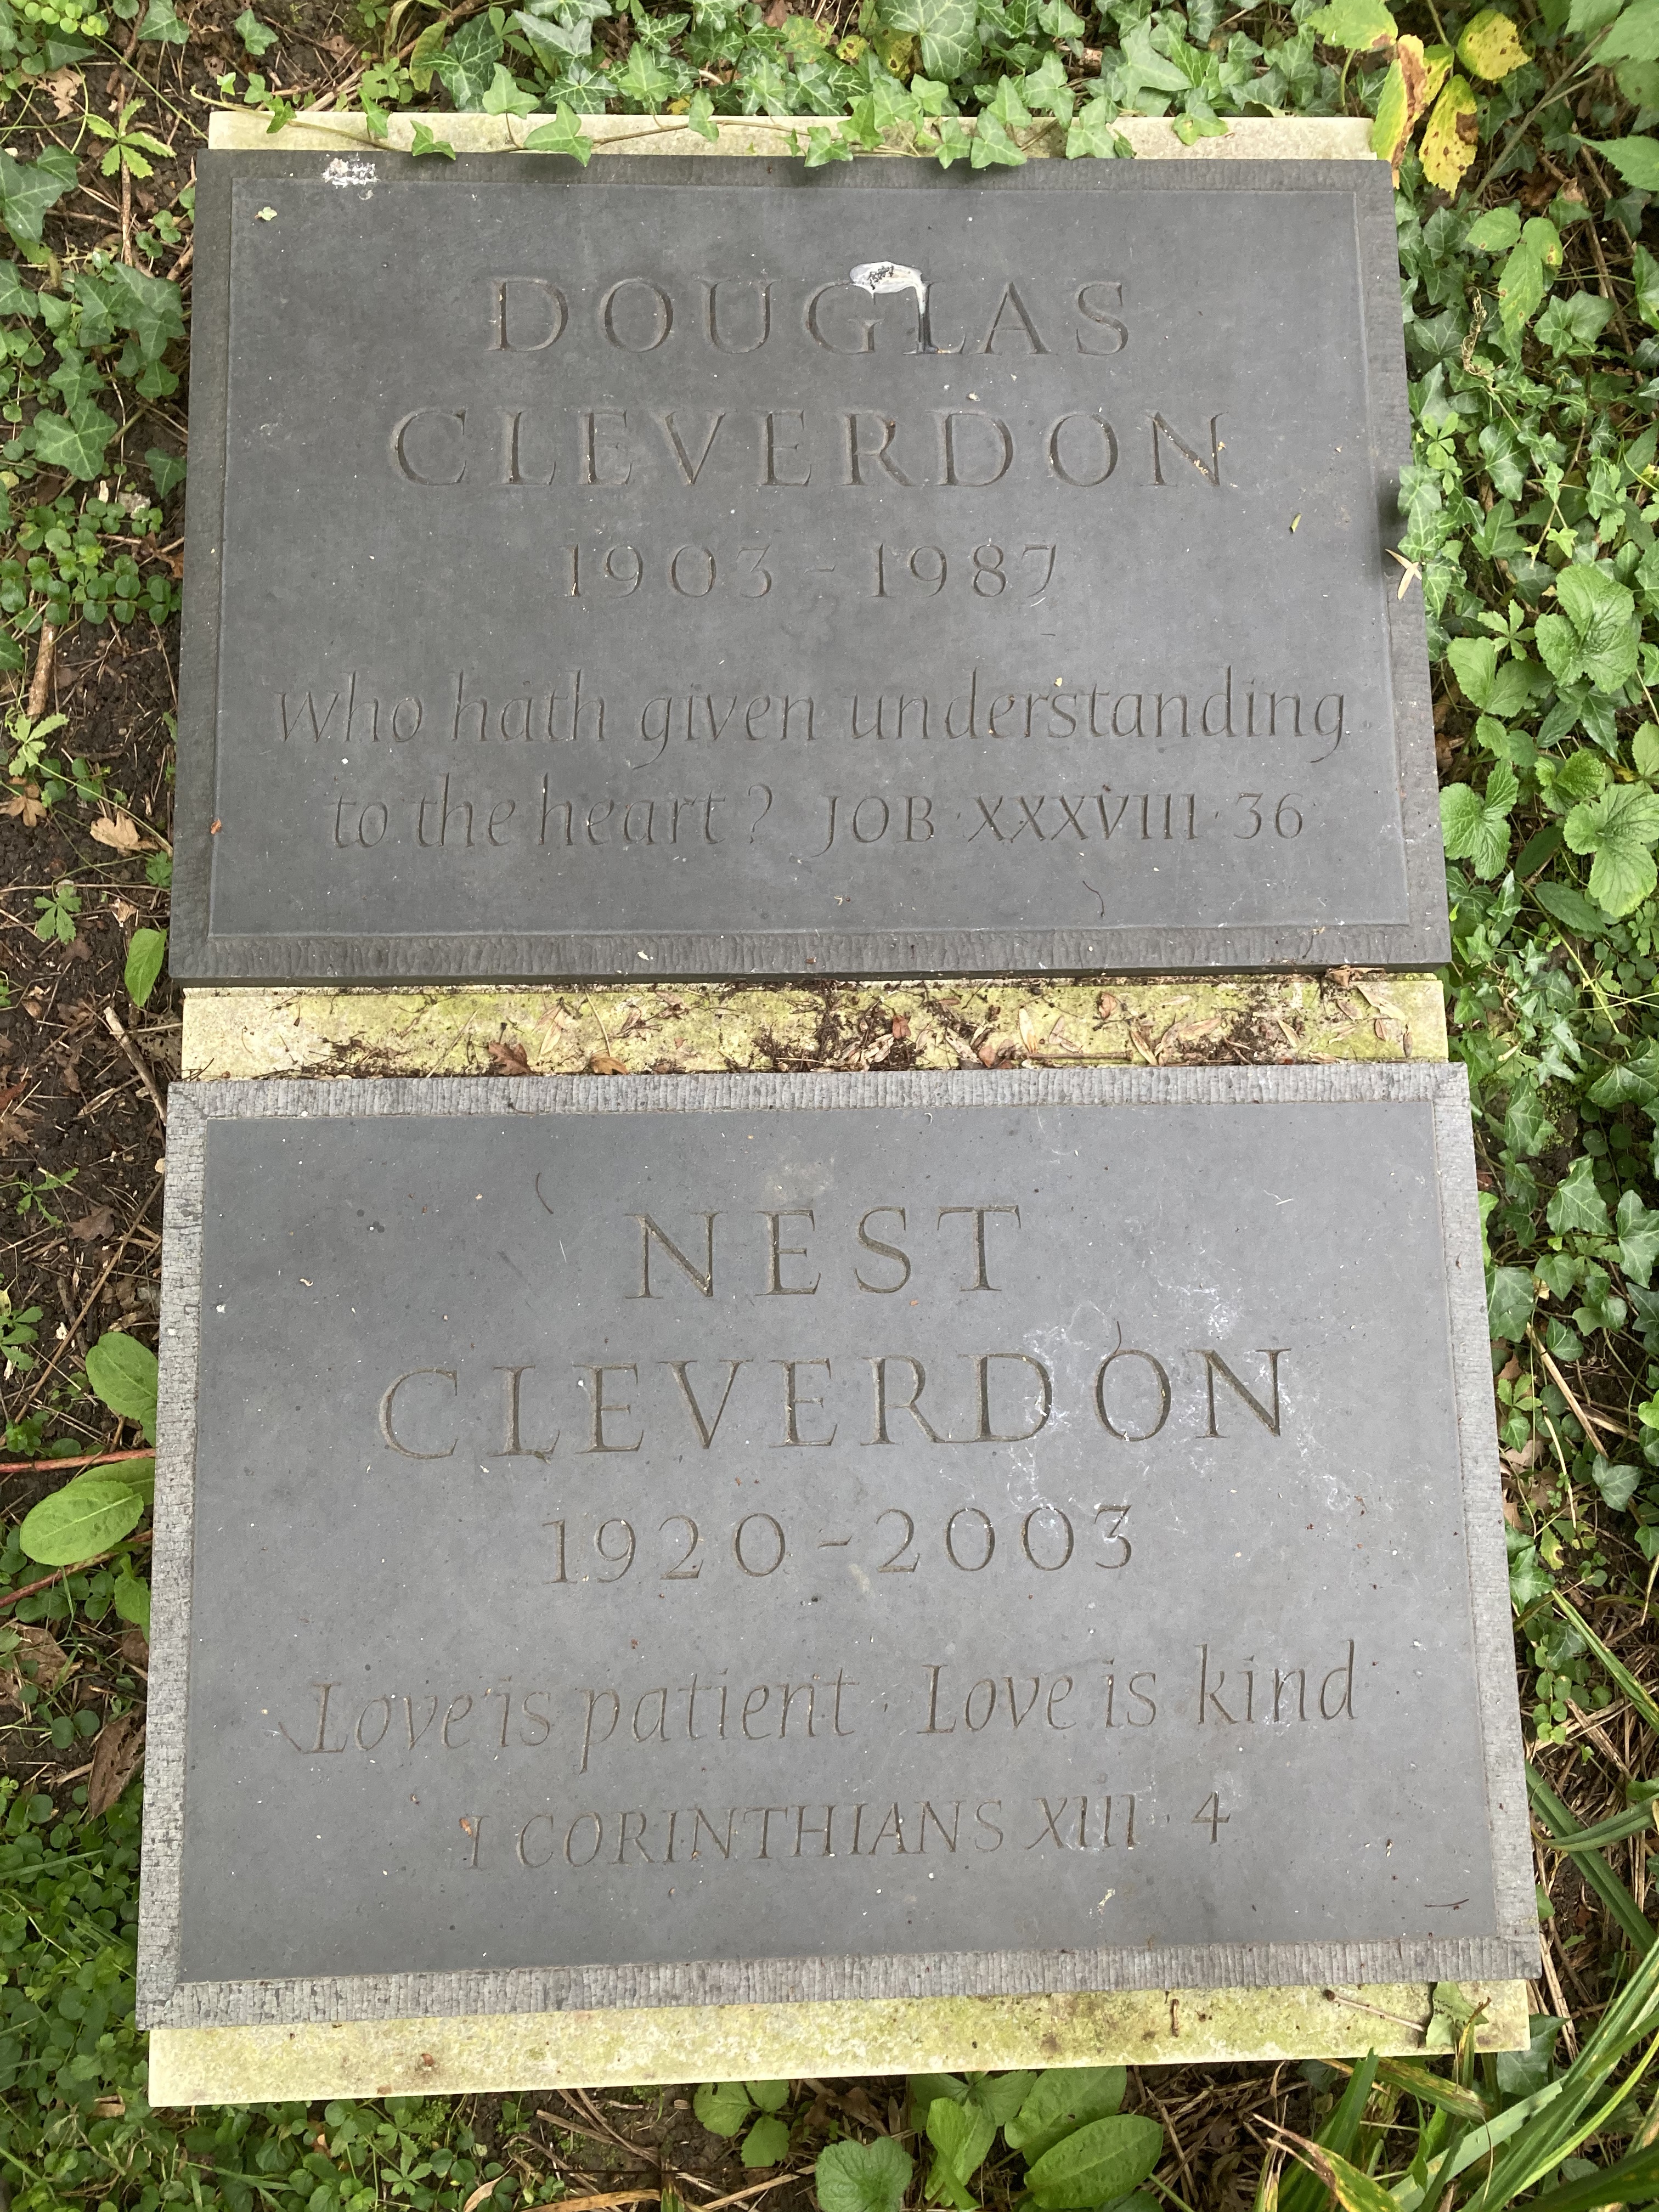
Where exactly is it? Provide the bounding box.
[1530,1765,1657,1957]
[1553,1594,1659,1735]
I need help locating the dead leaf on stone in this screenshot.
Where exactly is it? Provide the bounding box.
[86,1711,145,1820]
[67,1203,115,1242]
[40,64,82,114]
[486,1039,531,1075]
[90,812,144,854]
[1016,1005,1051,1056]
[2,782,48,827]
[588,1053,628,1074]
[1096,991,1119,1021]
[890,1013,910,1040]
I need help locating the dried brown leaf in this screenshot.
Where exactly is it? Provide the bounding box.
[589,1053,628,1075]
[486,1039,531,1075]
[117,1626,149,1671]
[85,1711,145,1821]
[67,1203,115,1242]
[2,782,48,828]
[40,64,82,113]
[90,813,144,854]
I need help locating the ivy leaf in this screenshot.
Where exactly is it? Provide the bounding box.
[0,258,38,317]
[235,5,276,49]
[30,400,117,480]
[1547,1156,1612,1238]
[1634,243,1659,330]
[19,1475,146,1568]
[1488,1265,1536,1339]
[984,70,1032,126]
[686,84,718,138]
[0,148,77,250]
[522,101,594,159]
[1066,94,1130,155]
[481,60,537,110]
[1590,132,1659,188]
[146,446,186,498]
[1537,290,1613,356]
[612,41,681,103]
[804,124,856,163]
[930,110,977,162]
[1535,566,1639,691]
[1456,6,1526,75]
[1419,73,1477,192]
[1618,1190,1659,1288]
[1025,2116,1166,2210]
[1305,0,1396,46]
[137,0,190,42]
[971,109,1028,163]
[1563,784,1659,917]
[102,261,186,363]
[431,13,503,105]
[409,120,457,156]
[815,2138,913,2212]
[926,2097,997,2211]
[880,0,979,81]
[1504,1083,1555,1158]
[1023,49,1073,117]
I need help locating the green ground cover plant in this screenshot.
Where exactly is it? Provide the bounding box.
[0,0,1657,2193]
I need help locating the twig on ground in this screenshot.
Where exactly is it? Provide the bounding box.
[25,625,55,720]
[103,1006,167,1126]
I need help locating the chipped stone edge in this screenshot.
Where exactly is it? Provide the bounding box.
[148,1978,1531,2106]
[206,109,1378,157]
[139,1063,1537,2044]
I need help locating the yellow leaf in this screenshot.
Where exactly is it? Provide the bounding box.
[1420,73,1480,192]
[1368,36,1447,173]
[1457,6,1527,78]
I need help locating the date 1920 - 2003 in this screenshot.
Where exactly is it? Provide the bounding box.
[543,1502,1135,1586]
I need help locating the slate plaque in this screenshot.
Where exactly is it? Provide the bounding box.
[170,155,1446,984]
[138,1067,1533,2031]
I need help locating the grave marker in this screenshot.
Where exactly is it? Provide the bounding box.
[171,154,1446,981]
[139,1066,1532,2050]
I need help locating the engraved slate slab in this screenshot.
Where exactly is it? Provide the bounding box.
[170,155,1447,984]
[138,1068,1533,2031]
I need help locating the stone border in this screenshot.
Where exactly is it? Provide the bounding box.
[167,143,1448,983]
[147,1978,1531,2106]
[205,110,1378,157]
[138,1064,1536,2032]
